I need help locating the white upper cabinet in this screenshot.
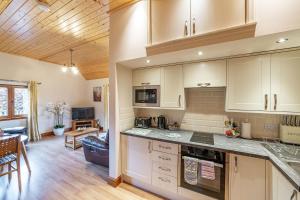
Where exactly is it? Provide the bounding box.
[151,0,190,44]
[190,0,245,35]
[132,68,161,86]
[229,154,266,200]
[183,60,226,88]
[226,55,271,112]
[271,50,300,113]
[160,65,185,109]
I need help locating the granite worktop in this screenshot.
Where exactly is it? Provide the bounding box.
[121,128,300,191]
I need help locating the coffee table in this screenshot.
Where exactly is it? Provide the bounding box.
[64,128,99,150]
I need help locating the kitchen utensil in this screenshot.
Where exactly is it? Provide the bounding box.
[241,122,252,139]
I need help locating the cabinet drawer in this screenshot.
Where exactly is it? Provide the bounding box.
[153,140,179,154]
[153,161,178,178]
[152,151,178,165]
[152,172,178,192]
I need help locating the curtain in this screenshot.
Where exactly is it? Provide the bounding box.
[28,81,41,142]
[103,84,109,131]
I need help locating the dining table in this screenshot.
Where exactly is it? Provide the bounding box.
[0,133,31,173]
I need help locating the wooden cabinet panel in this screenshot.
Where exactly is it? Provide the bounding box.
[271,50,300,113]
[151,0,190,44]
[191,0,245,35]
[183,60,226,88]
[226,55,271,111]
[132,67,161,86]
[121,135,152,184]
[160,65,184,109]
[229,154,266,200]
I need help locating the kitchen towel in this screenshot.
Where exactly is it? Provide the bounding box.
[183,156,199,185]
[200,160,216,180]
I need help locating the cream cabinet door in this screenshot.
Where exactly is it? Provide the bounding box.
[271,164,299,200]
[183,60,226,88]
[271,50,300,113]
[160,65,184,109]
[191,0,245,35]
[121,135,152,184]
[226,55,271,111]
[132,68,161,86]
[229,154,266,200]
[151,0,190,44]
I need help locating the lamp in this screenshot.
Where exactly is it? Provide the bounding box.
[61,49,80,75]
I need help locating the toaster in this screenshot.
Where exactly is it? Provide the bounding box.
[135,117,152,129]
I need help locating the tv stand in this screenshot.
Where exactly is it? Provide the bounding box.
[72,120,96,131]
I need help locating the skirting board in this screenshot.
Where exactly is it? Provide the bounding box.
[107,175,122,187]
[41,128,72,137]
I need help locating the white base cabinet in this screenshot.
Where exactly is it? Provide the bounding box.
[229,154,266,200]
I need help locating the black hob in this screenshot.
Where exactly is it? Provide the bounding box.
[190,132,214,145]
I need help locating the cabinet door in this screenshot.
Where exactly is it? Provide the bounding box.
[229,154,266,200]
[226,55,271,111]
[183,60,226,88]
[191,0,245,35]
[121,135,152,184]
[271,50,300,113]
[132,68,161,86]
[160,65,184,109]
[151,0,190,44]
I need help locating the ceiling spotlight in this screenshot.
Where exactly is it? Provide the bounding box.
[61,66,68,73]
[198,51,203,56]
[276,38,288,43]
[146,59,150,64]
[37,0,50,12]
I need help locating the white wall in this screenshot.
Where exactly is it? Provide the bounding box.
[87,78,109,128]
[0,52,91,133]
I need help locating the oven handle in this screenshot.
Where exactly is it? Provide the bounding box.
[182,156,224,168]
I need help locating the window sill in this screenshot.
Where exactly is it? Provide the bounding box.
[0,117,28,122]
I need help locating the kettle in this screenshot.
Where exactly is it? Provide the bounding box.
[157,115,167,129]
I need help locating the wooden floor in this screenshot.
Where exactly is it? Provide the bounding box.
[0,136,163,200]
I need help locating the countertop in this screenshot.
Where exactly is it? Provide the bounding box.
[121,128,300,191]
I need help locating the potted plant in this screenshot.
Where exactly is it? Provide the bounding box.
[46,102,68,136]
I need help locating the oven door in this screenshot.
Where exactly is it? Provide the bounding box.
[133,86,160,107]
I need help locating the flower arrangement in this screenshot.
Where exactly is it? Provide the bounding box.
[46,102,68,135]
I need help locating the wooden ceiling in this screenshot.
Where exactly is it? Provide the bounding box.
[0,0,136,80]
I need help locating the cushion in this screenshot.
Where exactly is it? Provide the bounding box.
[82,136,108,149]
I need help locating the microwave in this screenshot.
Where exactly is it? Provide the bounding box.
[133,85,160,107]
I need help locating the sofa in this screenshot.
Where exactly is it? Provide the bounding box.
[82,131,109,168]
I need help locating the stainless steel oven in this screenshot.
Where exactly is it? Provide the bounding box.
[181,145,226,200]
[133,85,160,107]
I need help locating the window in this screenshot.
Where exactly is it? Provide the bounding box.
[0,85,29,120]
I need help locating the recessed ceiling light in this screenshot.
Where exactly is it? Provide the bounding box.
[146,59,150,64]
[276,38,288,43]
[198,51,203,56]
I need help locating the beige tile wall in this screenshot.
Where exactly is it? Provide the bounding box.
[135,87,281,139]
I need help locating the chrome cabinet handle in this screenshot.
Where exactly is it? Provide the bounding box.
[197,83,203,87]
[192,18,196,34]
[141,82,150,85]
[290,190,297,200]
[158,156,171,161]
[158,177,171,183]
[204,83,211,87]
[159,144,171,150]
[184,20,188,36]
[158,166,171,172]
[274,94,277,111]
[178,95,181,107]
[265,94,268,110]
[234,156,238,173]
[148,141,152,153]
[197,83,211,87]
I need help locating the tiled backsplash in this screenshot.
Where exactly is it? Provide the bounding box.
[135,87,281,139]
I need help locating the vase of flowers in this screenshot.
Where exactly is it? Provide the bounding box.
[46,102,68,136]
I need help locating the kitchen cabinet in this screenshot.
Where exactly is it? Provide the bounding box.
[151,0,190,44]
[270,163,299,200]
[226,55,271,112]
[160,65,185,109]
[150,0,247,45]
[190,0,245,35]
[183,60,226,88]
[132,67,161,86]
[229,154,266,200]
[121,135,152,184]
[271,50,300,113]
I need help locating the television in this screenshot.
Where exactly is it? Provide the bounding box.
[72,107,95,120]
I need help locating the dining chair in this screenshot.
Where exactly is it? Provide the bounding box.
[0,135,21,192]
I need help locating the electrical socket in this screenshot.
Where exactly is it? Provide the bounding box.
[264,123,277,131]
